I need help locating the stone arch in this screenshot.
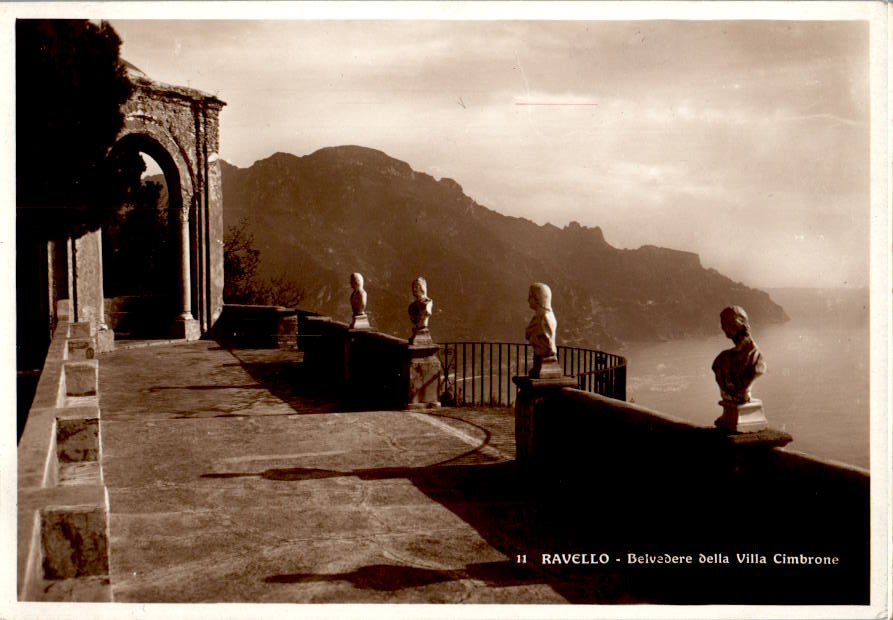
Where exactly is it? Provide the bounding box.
[104,130,186,336]
[116,116,195,215]
[108,70,226,339]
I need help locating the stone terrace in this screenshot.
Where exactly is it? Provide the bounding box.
[95,339,869,606]
[99,340,561,603]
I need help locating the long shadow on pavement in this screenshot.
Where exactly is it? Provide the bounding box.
[202,456,867,605]
[213,345,868,605]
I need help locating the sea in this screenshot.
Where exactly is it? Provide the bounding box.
[621,288,871,469]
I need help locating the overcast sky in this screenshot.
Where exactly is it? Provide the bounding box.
[110,19,870,289]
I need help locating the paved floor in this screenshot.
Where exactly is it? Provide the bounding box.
[98,341,567,603]
[96,340,871,607]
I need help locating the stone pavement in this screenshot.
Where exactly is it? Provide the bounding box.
[98,340,570,603]
[96,340,871,607]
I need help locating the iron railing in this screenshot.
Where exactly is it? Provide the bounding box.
[438,342,626,407]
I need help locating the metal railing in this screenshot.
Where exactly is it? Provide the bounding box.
[438,342,626,407]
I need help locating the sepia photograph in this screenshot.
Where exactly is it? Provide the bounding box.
[3,2,890,618]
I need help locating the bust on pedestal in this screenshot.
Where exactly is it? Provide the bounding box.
[525,283,562,379]
[513,283,576,465]
[712,306,769,433]
[408,277,433,345]
[349,272,370,330]
[405,276,442,408]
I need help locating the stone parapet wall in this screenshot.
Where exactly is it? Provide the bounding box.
[214,304,298,349]
[546,387,869,483]
[516,386,870,603]
[17,321,111,602]
[298,314,442,409]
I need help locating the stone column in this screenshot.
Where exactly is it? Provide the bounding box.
[172,207,200,340]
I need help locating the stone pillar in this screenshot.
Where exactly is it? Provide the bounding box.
[405,343,443,409]
[207,154,225,330]
[173,208,200,340]
[512,375,577,467]
[70,230,114,352]
[66,237,75,321]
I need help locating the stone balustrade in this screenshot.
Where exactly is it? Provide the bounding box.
[17,321,111,602]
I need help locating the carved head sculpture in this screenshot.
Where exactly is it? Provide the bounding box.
[720,305,750,342]
[412,276,428,301]
[350,272,367,320]
[713,305,764,403]
[526,282,559,376]
[528,283,552,312]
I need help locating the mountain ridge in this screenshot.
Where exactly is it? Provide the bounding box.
[220,145,788,349]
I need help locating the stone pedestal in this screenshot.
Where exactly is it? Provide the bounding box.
[67,339,96,361]
[172,317,201,341]
[56,406,102,463]
[350,314,370,330]
[512,375,577,465]
[64,361,99,397]
[70,322,92,340]
[40,502,109,579]
[409,327,433,346]
[406,344,442,409]
[345,329,365,384]
[530,355,562,379]
[715,399,769,433]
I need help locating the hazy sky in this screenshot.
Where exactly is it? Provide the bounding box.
[111,19,870,289]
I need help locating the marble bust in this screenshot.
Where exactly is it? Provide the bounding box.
[712,306,766,404]
[525,283,560,378]
[408,276,433,345]
[349,272,370,330]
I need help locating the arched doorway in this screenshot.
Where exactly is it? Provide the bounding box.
[107,66,226,339]
[29,65,225,346]
[102,141,181,338]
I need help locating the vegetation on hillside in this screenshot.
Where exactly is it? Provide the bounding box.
[224,218,305,308]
